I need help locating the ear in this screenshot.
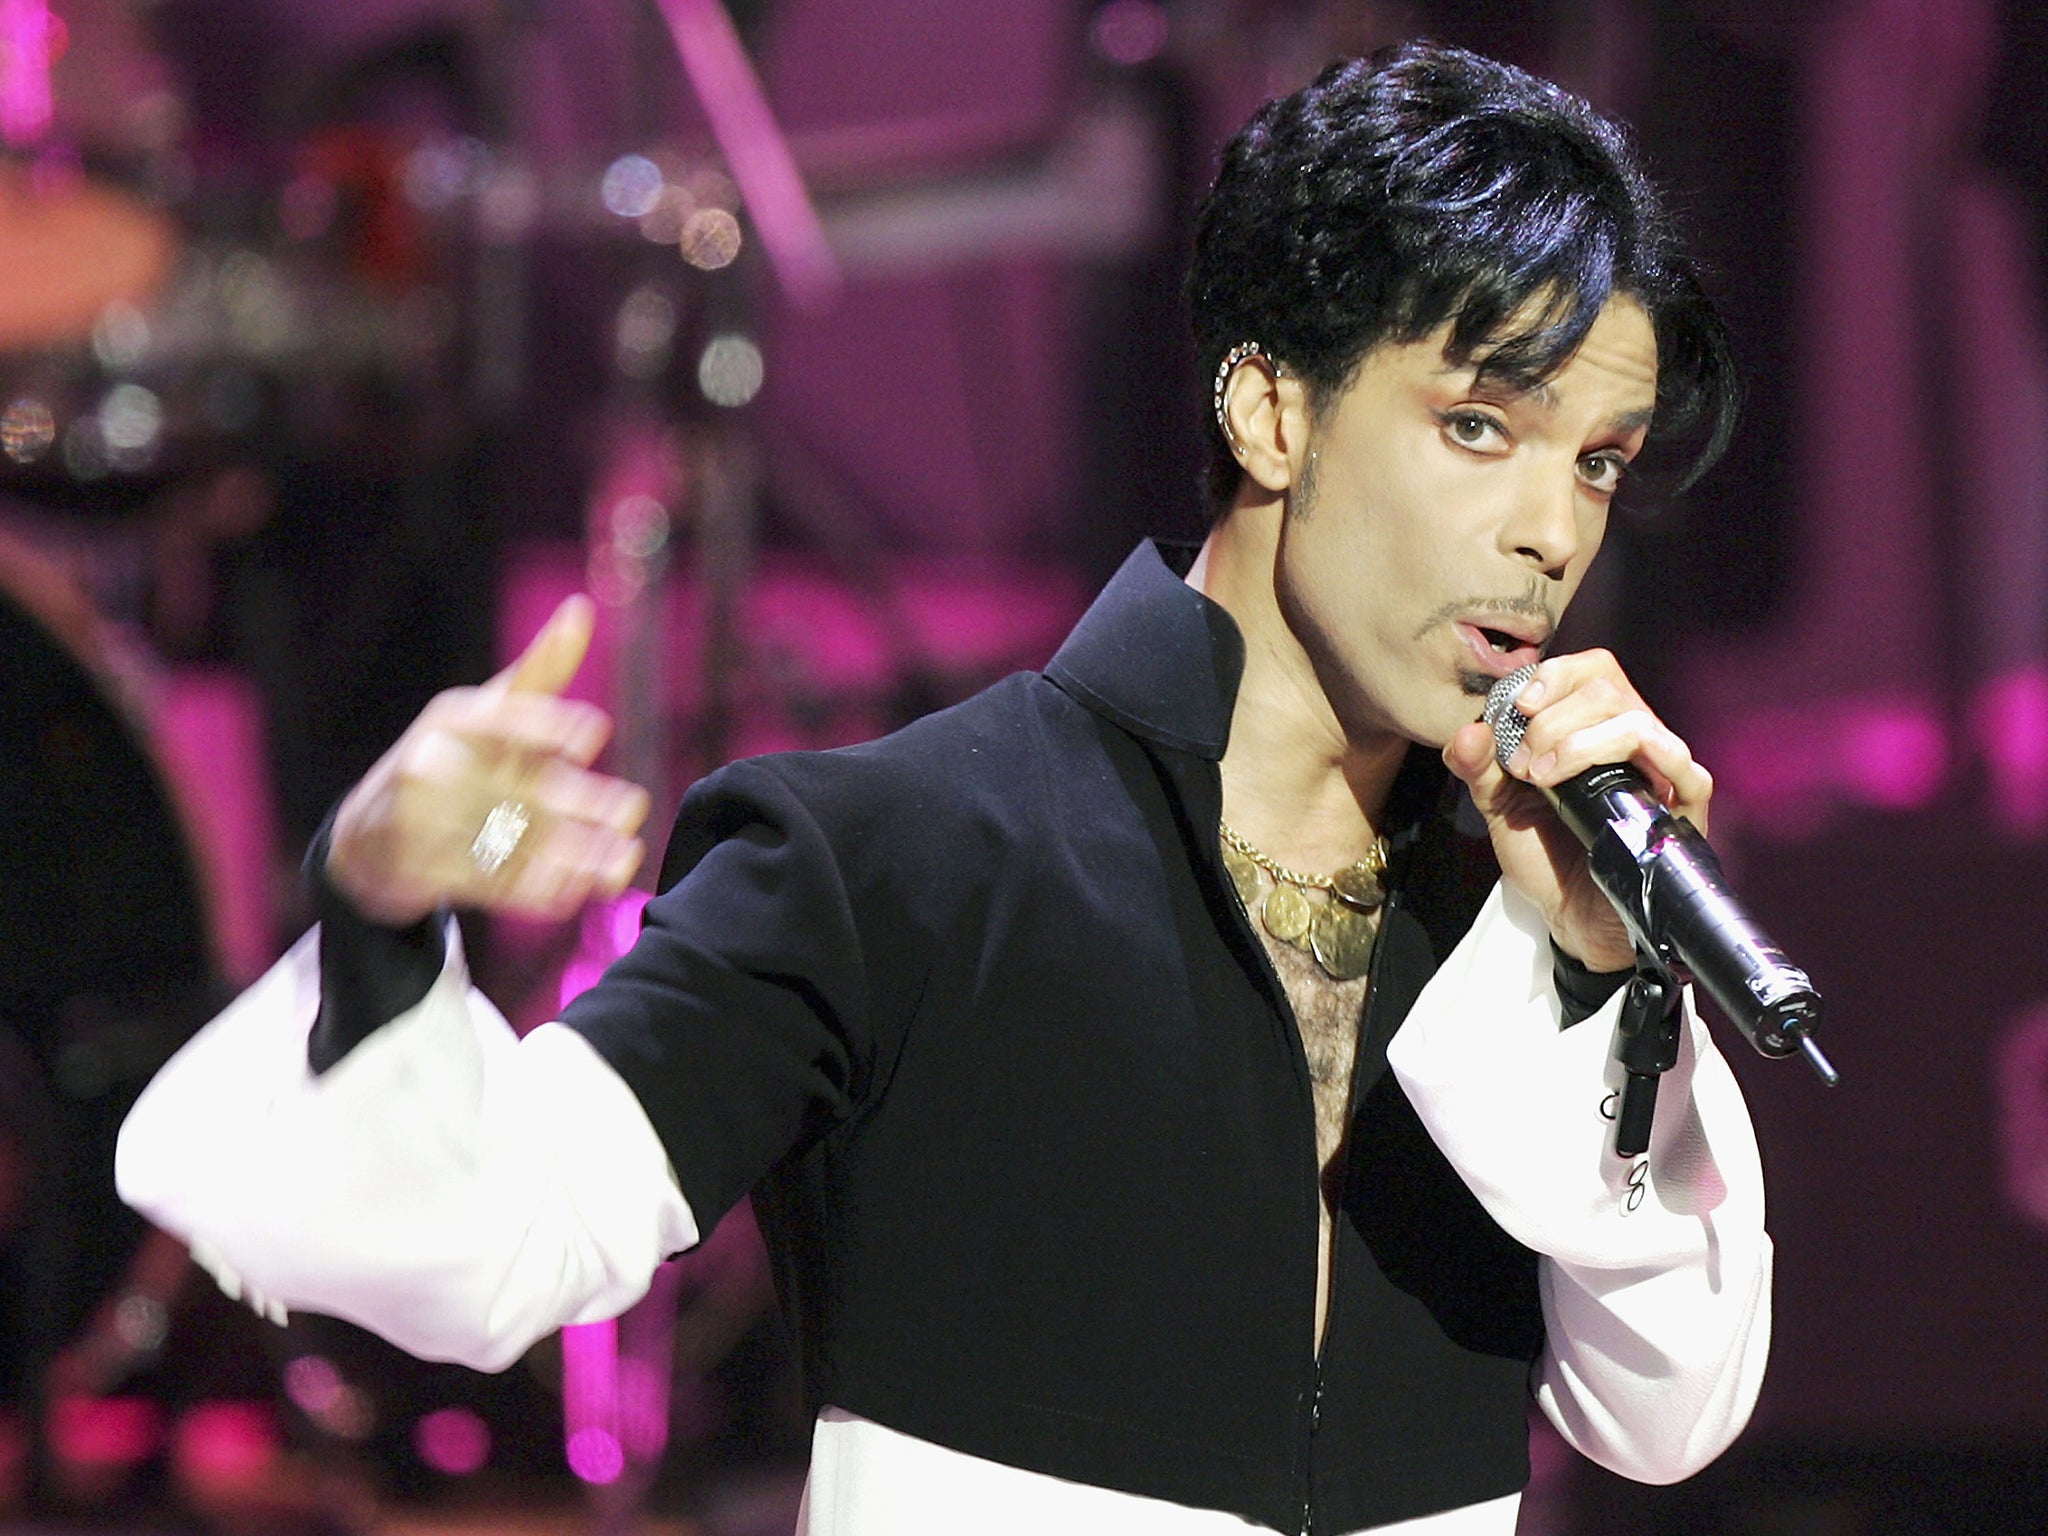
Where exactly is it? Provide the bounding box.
[1219,359,1311,494]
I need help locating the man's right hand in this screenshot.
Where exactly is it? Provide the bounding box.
[326,595,652,927]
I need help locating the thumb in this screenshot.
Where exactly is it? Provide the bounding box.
[489,594,596,698]
[1443,720,1533,826]
[1443,720,1502,791]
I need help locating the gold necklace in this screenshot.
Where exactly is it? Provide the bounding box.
[1219,820,1388,982]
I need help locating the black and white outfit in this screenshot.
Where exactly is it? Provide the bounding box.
[118,541,1771,1535]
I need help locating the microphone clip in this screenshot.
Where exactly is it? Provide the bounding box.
[1611,954,1685,1160]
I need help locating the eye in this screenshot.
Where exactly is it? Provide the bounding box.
[1440,409,1509,453]
[1577,450,1630,495]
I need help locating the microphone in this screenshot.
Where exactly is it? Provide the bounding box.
[1482,665,1838,1085]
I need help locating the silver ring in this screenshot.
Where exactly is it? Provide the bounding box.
[469,799,532,875]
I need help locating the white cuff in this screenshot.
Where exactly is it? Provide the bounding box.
[117,926,698,1371]
[1386,883,1772,1480]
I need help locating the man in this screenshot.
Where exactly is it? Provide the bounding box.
[118,43,1770,1536]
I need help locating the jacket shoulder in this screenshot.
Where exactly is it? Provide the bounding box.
[658,671,1079,890]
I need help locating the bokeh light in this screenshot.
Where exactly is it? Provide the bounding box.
[282,1355,342,1417]
[282,1354,375,1440]
[601,153,664,219]
[1,396,55,463]
[680,206,741,270]
[1089,0,1168,67]
[403,138,480,212]
[565,1426,623,1486]
[478,163,540,244]
[170,1401,279,1487]
[99,383,163,470]
[614,285,678,379]
[413,1407,491,1476]
[697,333,763,408]
[638,184,690,245]
[91,301,151,371]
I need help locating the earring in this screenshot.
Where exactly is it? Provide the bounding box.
[1212,342,1283,455]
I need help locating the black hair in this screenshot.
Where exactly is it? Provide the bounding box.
[1189,41,1738,508]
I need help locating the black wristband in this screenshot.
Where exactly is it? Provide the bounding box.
[307,809,449,1075]
[1551,942,1633,1029]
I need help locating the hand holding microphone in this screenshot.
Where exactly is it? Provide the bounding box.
[1472,660,1835,1084]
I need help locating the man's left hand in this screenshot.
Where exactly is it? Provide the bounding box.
[1442,648,1713,973]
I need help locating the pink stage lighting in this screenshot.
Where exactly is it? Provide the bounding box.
[561,1317,624,1485]
[413,1407,491,1477]
[0,0,54,150]
[1090,0,1168,67]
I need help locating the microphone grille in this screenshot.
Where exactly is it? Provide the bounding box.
[1481,664,1538,769]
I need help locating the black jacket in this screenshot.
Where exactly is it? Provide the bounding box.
[560,542,1556,1534]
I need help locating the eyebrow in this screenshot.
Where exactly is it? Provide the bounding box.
[1451,371,1657,436]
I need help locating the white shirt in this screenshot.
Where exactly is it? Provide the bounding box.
[116,882,1771,1535]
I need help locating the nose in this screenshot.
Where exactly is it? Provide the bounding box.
[1499,461,1582,581]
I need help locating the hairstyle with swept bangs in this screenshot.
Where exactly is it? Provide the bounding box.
[1190,41,1738,509]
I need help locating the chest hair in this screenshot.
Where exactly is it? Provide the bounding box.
[1245,906,1378,1347]
[1252,927,1371,1182]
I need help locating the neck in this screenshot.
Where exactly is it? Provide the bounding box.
[1190,490,1410,870]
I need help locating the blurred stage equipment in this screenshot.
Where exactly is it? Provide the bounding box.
[0,527,218,1507]
[554,5,819,1526]
[651,0,838,311]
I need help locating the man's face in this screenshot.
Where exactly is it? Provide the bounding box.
[1274,295,1658,748]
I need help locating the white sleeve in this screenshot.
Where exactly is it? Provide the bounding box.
[1385,882,1772,1485]
[115,925,700,1372]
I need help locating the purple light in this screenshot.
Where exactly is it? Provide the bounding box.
[281,1355,376,1440]
[1975,667,2048,836]
[561,1318,621,1483]
[559,957,605,1006]
[1089,0,1169,68]
[561,890,653,1010]
[170,1401,279,1485]
[616,1356,669,1460]
[1842,705,1946,810]
[0,0,53,150]
[413,1408,491,1477]
[282,1355,343,1417]
[1705,696,1948,834]
[565,1427,624,1486]
[609,888,651,953]
[48,1397,162,1467]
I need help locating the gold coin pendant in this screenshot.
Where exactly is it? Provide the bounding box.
[1262,883,1313,946]
[1331,861,1385,910]
[1221,843,1264,913]
[1310,900,1377,980]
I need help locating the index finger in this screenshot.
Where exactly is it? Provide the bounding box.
[486,594,597,699]
[1506,648,1639,719]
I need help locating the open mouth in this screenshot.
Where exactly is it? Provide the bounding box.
[1453,620,1544,678]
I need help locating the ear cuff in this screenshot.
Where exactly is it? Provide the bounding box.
[1212,342,1283,453]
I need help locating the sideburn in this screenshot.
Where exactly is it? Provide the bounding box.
[1288,448,1320,521]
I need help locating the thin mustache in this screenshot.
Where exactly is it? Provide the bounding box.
[1411,583,1555,644]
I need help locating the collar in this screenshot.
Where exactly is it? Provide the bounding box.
[1043,539,1244,761]
[1044,539,1460,855]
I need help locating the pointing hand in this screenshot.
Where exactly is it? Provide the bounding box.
[326,595,652,926]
